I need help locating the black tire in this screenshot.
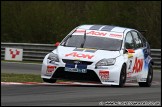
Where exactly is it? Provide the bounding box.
[43,78,57,83]
[138,64,153,87]
[112,65,126,87]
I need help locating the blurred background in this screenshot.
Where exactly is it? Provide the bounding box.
[1,1,161,48]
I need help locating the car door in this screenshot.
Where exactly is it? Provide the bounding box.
[130,31,144,76]
[124,32,137,78]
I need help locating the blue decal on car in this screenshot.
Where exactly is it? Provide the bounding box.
[65,63,75,68]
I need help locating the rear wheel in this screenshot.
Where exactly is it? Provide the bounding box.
[43,78,57,83]
[138,64,153,87]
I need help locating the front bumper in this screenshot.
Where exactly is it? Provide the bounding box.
[41,57,122,85]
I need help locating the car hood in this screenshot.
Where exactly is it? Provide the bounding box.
[53,46,121,62]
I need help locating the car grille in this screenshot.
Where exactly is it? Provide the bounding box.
[52,67,101,83]
[62,59,93,65]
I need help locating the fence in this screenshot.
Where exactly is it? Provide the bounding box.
[1,42,161,69]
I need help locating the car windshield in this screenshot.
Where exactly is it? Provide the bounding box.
[61,35,122,51]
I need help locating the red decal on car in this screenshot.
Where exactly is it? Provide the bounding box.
[75,29,85,33]
[99,70,109,80]
[109,34,122,38]
[65,52,94,59]
[47,66,56,73]
[86,31,107,36]
[133,57,143,73]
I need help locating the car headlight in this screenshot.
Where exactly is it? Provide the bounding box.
[47,53,59,63]
[96,58,116,66]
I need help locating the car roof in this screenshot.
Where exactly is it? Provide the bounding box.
[77,24,135,33]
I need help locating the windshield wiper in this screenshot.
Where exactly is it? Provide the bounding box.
[80,30,86,48]
[61,35,72,46]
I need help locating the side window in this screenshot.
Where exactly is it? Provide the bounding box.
[131,31,143,49]
[139,33,147,47]
[125,32,135,49]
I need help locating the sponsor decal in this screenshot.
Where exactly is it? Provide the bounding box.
[99,70,109,81]
[75,29,85,33]
[65,63,75,68]
[109,34,122,38]
[86,31,107,36]
[65,52,94,59]
[65,63,87,73]
[46,66,56,74]
[132,57,143,73]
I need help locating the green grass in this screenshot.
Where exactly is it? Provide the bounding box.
[1,73,67,83]
[1,60,42,64]
[1,73,43,82]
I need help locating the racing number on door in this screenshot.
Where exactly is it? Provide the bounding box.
[128,60,132,69]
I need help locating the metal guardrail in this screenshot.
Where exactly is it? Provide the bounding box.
[1,42,161,69]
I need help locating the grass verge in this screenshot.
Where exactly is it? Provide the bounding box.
[1,60,42,64]
[1,73,66,83]
[1,73,43,82]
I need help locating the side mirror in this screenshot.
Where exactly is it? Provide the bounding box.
[54,42,60,47]
[126,49,135,53]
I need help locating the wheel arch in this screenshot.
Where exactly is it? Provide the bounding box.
[149,59,154,66]
[119,63,127,77]
[122,63,127,71]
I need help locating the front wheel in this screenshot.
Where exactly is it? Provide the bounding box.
[112,65,126,87]
[138,64,153,87]
[43,78,57,83]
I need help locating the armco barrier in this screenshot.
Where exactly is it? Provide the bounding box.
[1,42,161,69]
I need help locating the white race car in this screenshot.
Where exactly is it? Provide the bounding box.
[41,25,154,87]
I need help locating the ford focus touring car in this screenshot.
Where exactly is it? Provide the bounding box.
[41,25,153,87]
